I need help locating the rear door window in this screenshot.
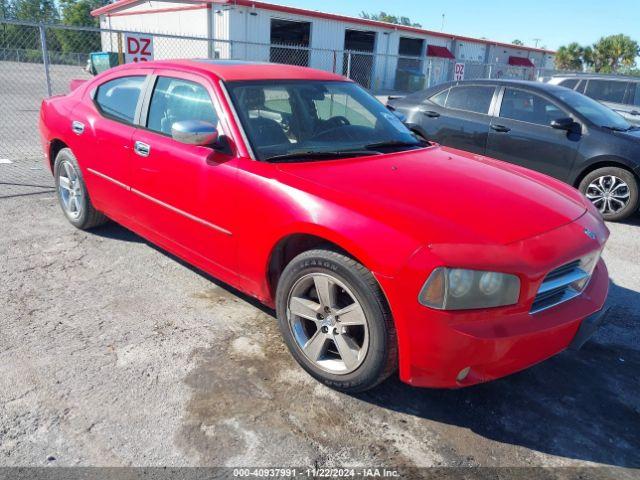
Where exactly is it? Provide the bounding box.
[585,80,629,104]
[444,86,495,114]
[95,76,146,124]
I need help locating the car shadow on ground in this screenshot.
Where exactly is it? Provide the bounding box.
[618,213,640,227]
[88,222,639,467]
[357,281,640,468]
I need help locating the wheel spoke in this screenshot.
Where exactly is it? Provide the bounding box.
[610,197,626,209]
[589,183,605,195]
[612,190,630,200]
[597,176,608,193]
[289,296,322,321]
[605,198,614,213]
[63,162,73,180]
[314,275,336,309]
[333,333,360,370]
[59,176,71,191]
[303,331,327,361]
[336,302,366,326]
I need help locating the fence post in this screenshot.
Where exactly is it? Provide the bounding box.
[346,51,352,79]
[38,22,52,97]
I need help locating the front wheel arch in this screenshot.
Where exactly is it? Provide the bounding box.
[267,233,369,302]
[572,157,639,189]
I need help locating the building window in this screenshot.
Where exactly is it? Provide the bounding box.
[269,19,311,67]
[343,29,377,89]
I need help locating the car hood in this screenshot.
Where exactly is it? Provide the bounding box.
[275,146,587,246]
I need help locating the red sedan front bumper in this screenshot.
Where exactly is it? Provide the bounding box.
[377,211,610,388]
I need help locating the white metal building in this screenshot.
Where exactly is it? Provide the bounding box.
[92,0,556,91]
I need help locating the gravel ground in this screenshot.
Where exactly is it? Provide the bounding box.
[0,158,639,477]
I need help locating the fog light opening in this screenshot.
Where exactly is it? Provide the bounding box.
[456,367,471,383]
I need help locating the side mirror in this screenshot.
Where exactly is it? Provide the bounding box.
[551,117,580,133]
[171,120,219,146]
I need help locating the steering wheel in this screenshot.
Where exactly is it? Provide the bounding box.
[313,116,351,138]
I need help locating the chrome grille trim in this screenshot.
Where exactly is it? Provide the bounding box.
[531,260,590,314]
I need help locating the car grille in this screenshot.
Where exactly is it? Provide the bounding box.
[530,259,589,314]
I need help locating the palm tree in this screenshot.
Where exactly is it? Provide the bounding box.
[555,42,584,71]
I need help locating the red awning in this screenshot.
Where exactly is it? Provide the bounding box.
[508,56,535,68]
[427,45,455,59]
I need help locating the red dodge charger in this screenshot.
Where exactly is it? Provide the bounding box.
[39,60,610,392]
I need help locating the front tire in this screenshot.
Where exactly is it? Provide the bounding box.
[54,148,107,230]
[579,167,639,222]
[276,249,397,393]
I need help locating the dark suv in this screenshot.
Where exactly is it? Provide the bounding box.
[388,79,640,221]
[549,74,640,126]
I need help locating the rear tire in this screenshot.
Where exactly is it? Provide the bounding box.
[54,148,108,230]
[579,167,638,222]
[275,249,397,393]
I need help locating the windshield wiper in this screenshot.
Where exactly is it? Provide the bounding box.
[265,150,381,163]
[365,140,426,151]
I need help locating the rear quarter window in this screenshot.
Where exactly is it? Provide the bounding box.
[94,76,146,124]
[559,79,579,89]
[429,88,449,107]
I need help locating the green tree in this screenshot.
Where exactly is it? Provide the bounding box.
[2,0,60,53]
[56,0,106,53]
[12,0,58,22]
[555,42,585,71]
[359,11,422,28]
[556,35,639,73]
[512,39,524,46]
[590,34,638,73]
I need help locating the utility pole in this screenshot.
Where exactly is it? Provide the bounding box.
[533,38,542,48]
[441,14,445,32]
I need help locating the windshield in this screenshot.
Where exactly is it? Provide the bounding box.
[226,80,423,161]
[555,88,632,131]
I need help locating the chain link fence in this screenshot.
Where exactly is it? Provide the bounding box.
[1,19,568,166]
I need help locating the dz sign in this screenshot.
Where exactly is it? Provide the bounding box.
[124,33,154,63]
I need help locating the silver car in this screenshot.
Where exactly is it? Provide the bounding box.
[549,74,640,125]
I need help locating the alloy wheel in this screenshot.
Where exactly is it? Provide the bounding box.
[58,160,83,219]
[286,273,369,374]
[586,175,630,216]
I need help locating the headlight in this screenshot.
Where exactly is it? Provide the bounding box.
[571,250,601,292]
[419,268,521,310]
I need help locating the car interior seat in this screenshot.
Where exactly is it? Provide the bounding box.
[241,87,289,148]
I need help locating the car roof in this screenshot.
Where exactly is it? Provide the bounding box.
[435,79,573,94]
[112,59,349,82]
[551,73,639,81]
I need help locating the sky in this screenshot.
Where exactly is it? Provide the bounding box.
[266,0,640,51]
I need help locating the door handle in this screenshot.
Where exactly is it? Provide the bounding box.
[134,141,151,157]
[71,120,85,135]
[490,124,511,133]
[421,110,441,118]
[630,110,640,116]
